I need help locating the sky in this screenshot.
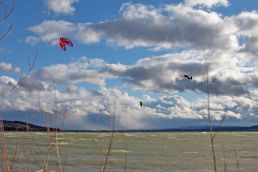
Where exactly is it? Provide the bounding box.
[0,0,258,130]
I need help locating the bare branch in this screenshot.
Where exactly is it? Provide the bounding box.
[0,2,15,25]
[0,1,15,41]
[212,115,226,140]
[204,56,217,172]
[0,24,11,41]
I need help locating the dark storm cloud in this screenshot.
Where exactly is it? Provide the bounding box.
[123,75,248,96]
[168,77,247,95]
[115,56,249,96]
[123,65,164,81]
[17,76,48,91]
[167,62,211,76]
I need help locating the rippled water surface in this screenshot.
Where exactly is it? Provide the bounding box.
[2,132,258,172]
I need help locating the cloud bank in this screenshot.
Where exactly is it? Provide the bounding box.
[0,55,257,129]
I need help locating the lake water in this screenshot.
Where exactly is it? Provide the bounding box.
[2,132,258,172]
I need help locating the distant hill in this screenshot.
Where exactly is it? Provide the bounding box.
[155,125,258,132]
[64,125,258,132]
[1,120,60,131]
[1,120,258,132]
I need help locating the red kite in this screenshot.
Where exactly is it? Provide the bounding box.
[58,37,73,51]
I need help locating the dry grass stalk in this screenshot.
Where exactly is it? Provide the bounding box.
[102,103,116,172]
[123,134,128,172]
[53,88,63,172]
[0,120,11,172]
[0,120,20,172]
[9,145,20,171]
[204,57,217,172]
[0,4,16,169]
[234,150,240,172]
[34,89,65,172]
[0,1,65,171]
[0,25,11,41]
[212,116,225,140]
[222,145,227,172]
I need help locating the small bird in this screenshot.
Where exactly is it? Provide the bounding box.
[139,101,143,107]
[184,74,192,80]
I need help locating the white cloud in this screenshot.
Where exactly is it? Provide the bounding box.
[15,58,117,90]
[0,62,21,73]
[229,11,258,56]
[184,0,229,8]
[75,23,102,44]
[27,3,239,51]
[194,95,258,120]
[0,75,17,86]
[45,0,79,15]
[0,62,12,71]
[233,11,258,34]
[80,3,237,50]
[26,20,76,45]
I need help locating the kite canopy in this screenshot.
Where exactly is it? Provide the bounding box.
[139,101,143,107]
[58,37,73,51]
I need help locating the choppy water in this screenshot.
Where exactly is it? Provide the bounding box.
[1,132,258,172]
